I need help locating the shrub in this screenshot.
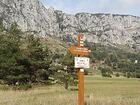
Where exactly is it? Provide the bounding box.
[115,73,120,77]
[126,72,132,78]
[99,67,112,78]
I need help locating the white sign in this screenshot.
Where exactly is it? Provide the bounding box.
[74,57,90,69]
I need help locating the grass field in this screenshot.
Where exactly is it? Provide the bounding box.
[0,76,140,105]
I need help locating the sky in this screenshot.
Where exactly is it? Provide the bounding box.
[40,0,140,16]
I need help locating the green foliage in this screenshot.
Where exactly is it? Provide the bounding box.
[99,67,113,78]
[0,22,78,89]
[0,32,26,85]
[115,73,120,77]
[9,22,22,36]
[0,17,4,32]
[136,73,140,78]
[92,51,107,60]
[23,34,52,83]
[126,72,132,78]
[0,24,30,86]
[55,52,77,89]
[0,22,53,89]
[85,42,140,78]
[84,70,89,75]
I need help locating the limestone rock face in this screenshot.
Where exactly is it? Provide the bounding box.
[0,0,140,50]
[0,0,59,36]
[58,13,140,49]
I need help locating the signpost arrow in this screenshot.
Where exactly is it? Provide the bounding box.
[68,46,90,56]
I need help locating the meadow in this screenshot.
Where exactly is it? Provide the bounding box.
[0,76,140,105]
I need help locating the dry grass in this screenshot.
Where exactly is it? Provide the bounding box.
[0,85,77,105]
[85,76,140,105]
[0,76,140,105]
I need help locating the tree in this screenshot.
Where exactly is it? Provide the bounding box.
[92,51,107,60]
[25,34,51,83]
[0,27,27,85]
[58,52,77,89]
[0,22,52,89]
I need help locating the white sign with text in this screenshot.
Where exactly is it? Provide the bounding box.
[74,57,90,69]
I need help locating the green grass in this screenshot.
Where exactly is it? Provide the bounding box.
[0,76,140,105]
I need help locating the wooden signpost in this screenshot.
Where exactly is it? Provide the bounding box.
[68,33,90,105]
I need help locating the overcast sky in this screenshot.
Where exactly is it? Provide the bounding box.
[40,0,140,16]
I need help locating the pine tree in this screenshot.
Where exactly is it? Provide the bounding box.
[25,34,51,83]
[58,52,77,89]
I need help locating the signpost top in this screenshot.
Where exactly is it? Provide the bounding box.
[68,33,90,56]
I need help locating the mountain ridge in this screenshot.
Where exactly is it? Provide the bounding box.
[0,0,140,51]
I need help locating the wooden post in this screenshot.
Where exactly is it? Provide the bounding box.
[68,33,90,105]
[78,69,84,105]
[78,34,81,48]
[78,33,84,105]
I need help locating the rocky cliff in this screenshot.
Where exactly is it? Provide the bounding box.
[0,0,140,50]
[0,0,59,36]
[56,12,140,50]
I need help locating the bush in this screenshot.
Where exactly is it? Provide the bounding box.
[136,73,140,78]
[126,72,132,78]
[84,70,89,75]
[99,67,112,78]
[115,73,120,77]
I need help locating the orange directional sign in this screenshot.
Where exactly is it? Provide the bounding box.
[68,46,90,56]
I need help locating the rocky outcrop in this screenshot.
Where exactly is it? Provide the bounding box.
[56,12,140,49]
[0,0,140,50]
[0,0,59,36]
